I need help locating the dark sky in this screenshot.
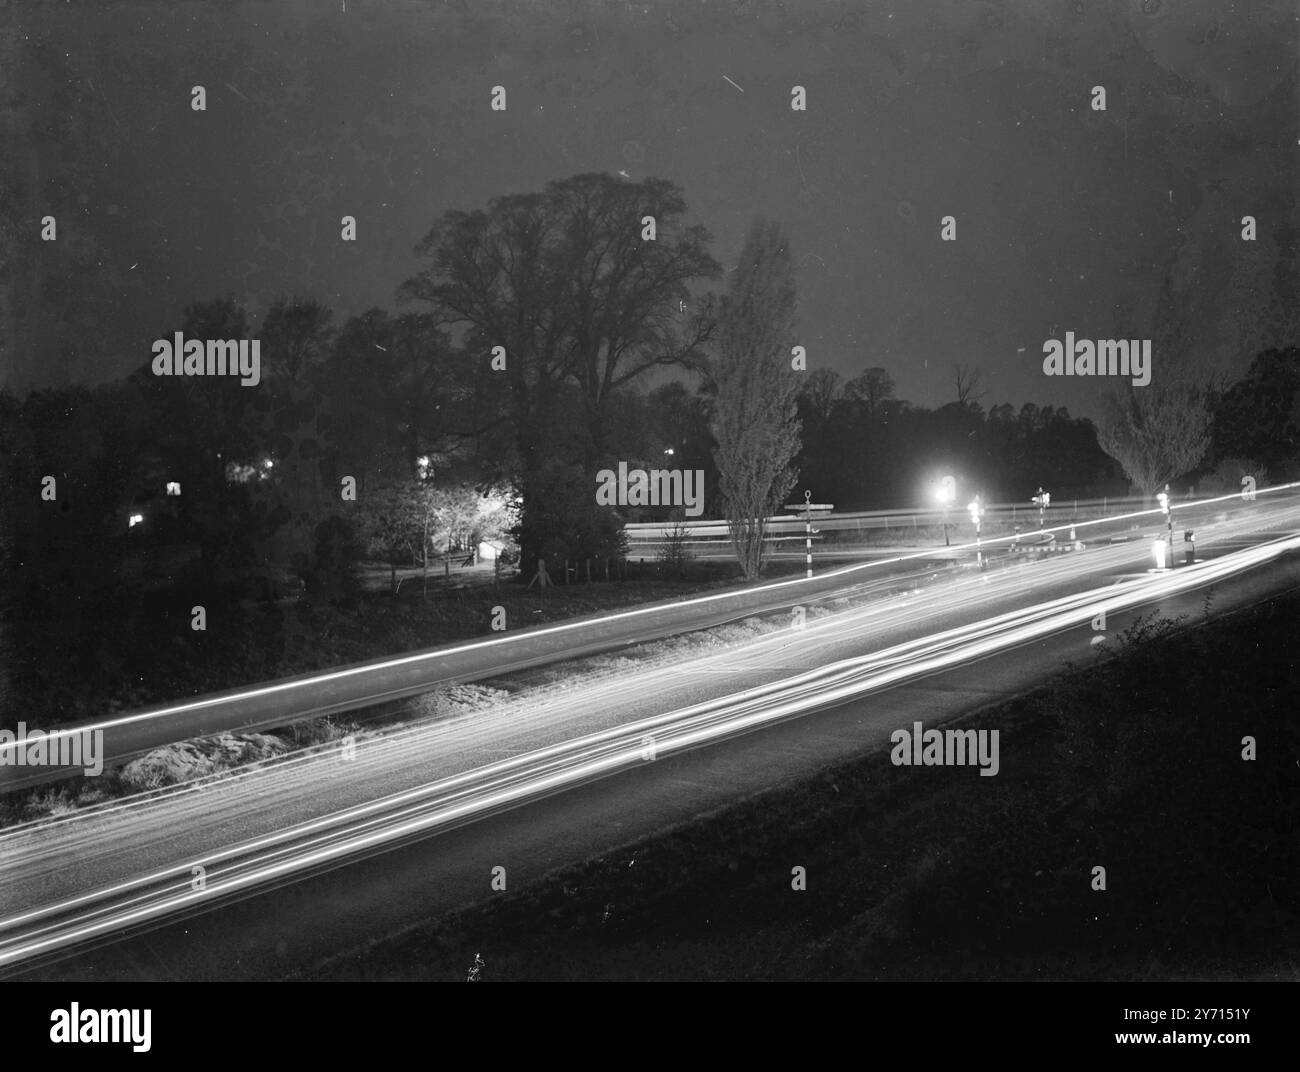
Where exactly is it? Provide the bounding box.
[4,0,1297,417]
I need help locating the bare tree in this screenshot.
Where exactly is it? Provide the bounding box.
[953,362,987,407]
[709,217,802,579]
[1096,381,1213,501]
[799,367,842,424]
[549,175,720,456]
[399,174,720,451]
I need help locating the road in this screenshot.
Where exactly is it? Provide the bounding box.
[0,488,1264,791]
[2,489,1298,978]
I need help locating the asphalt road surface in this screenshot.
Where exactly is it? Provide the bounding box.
[0,490,1254,791]
[3,491,1299,979]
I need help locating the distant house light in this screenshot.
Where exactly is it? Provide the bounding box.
[128,513,144,529]
[166,481,181,496]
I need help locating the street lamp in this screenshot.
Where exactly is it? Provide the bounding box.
[1157,483,1174,562]
[968,494,985,568]
[936,475,956,547]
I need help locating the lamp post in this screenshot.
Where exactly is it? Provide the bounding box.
[1158,482,1173,560]
[937,475,956,547]
[968,494,984,568]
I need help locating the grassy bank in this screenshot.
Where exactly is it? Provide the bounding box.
[0,588,869,827]
[7,559,757,729]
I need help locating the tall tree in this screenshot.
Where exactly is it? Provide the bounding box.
[549,174,720,457]
[399,172,720,572]
[708,217,802,579]
[1096,381,1213,501]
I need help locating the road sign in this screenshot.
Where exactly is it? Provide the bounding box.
[784,491,834,578]
[785,489,833,512]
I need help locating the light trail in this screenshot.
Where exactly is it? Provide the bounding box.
[7,495,1300,848]
[5,483,1297,762]
[2,526,1298,970]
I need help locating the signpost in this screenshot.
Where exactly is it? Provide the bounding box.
[1032,487,1051,533]
[783,489,834,578]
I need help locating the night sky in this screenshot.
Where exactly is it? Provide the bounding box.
[4,0,1297,417]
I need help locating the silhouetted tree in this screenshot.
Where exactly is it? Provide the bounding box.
[399,172,720,573]
[953,362,987,407]
[844,366,895,414]
[1211,347,1300,478]
[320,308,457,488]
[801,367,843,424]
[1097,381,1212,500]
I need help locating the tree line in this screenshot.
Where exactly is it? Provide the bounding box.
[3,171,1295,624]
